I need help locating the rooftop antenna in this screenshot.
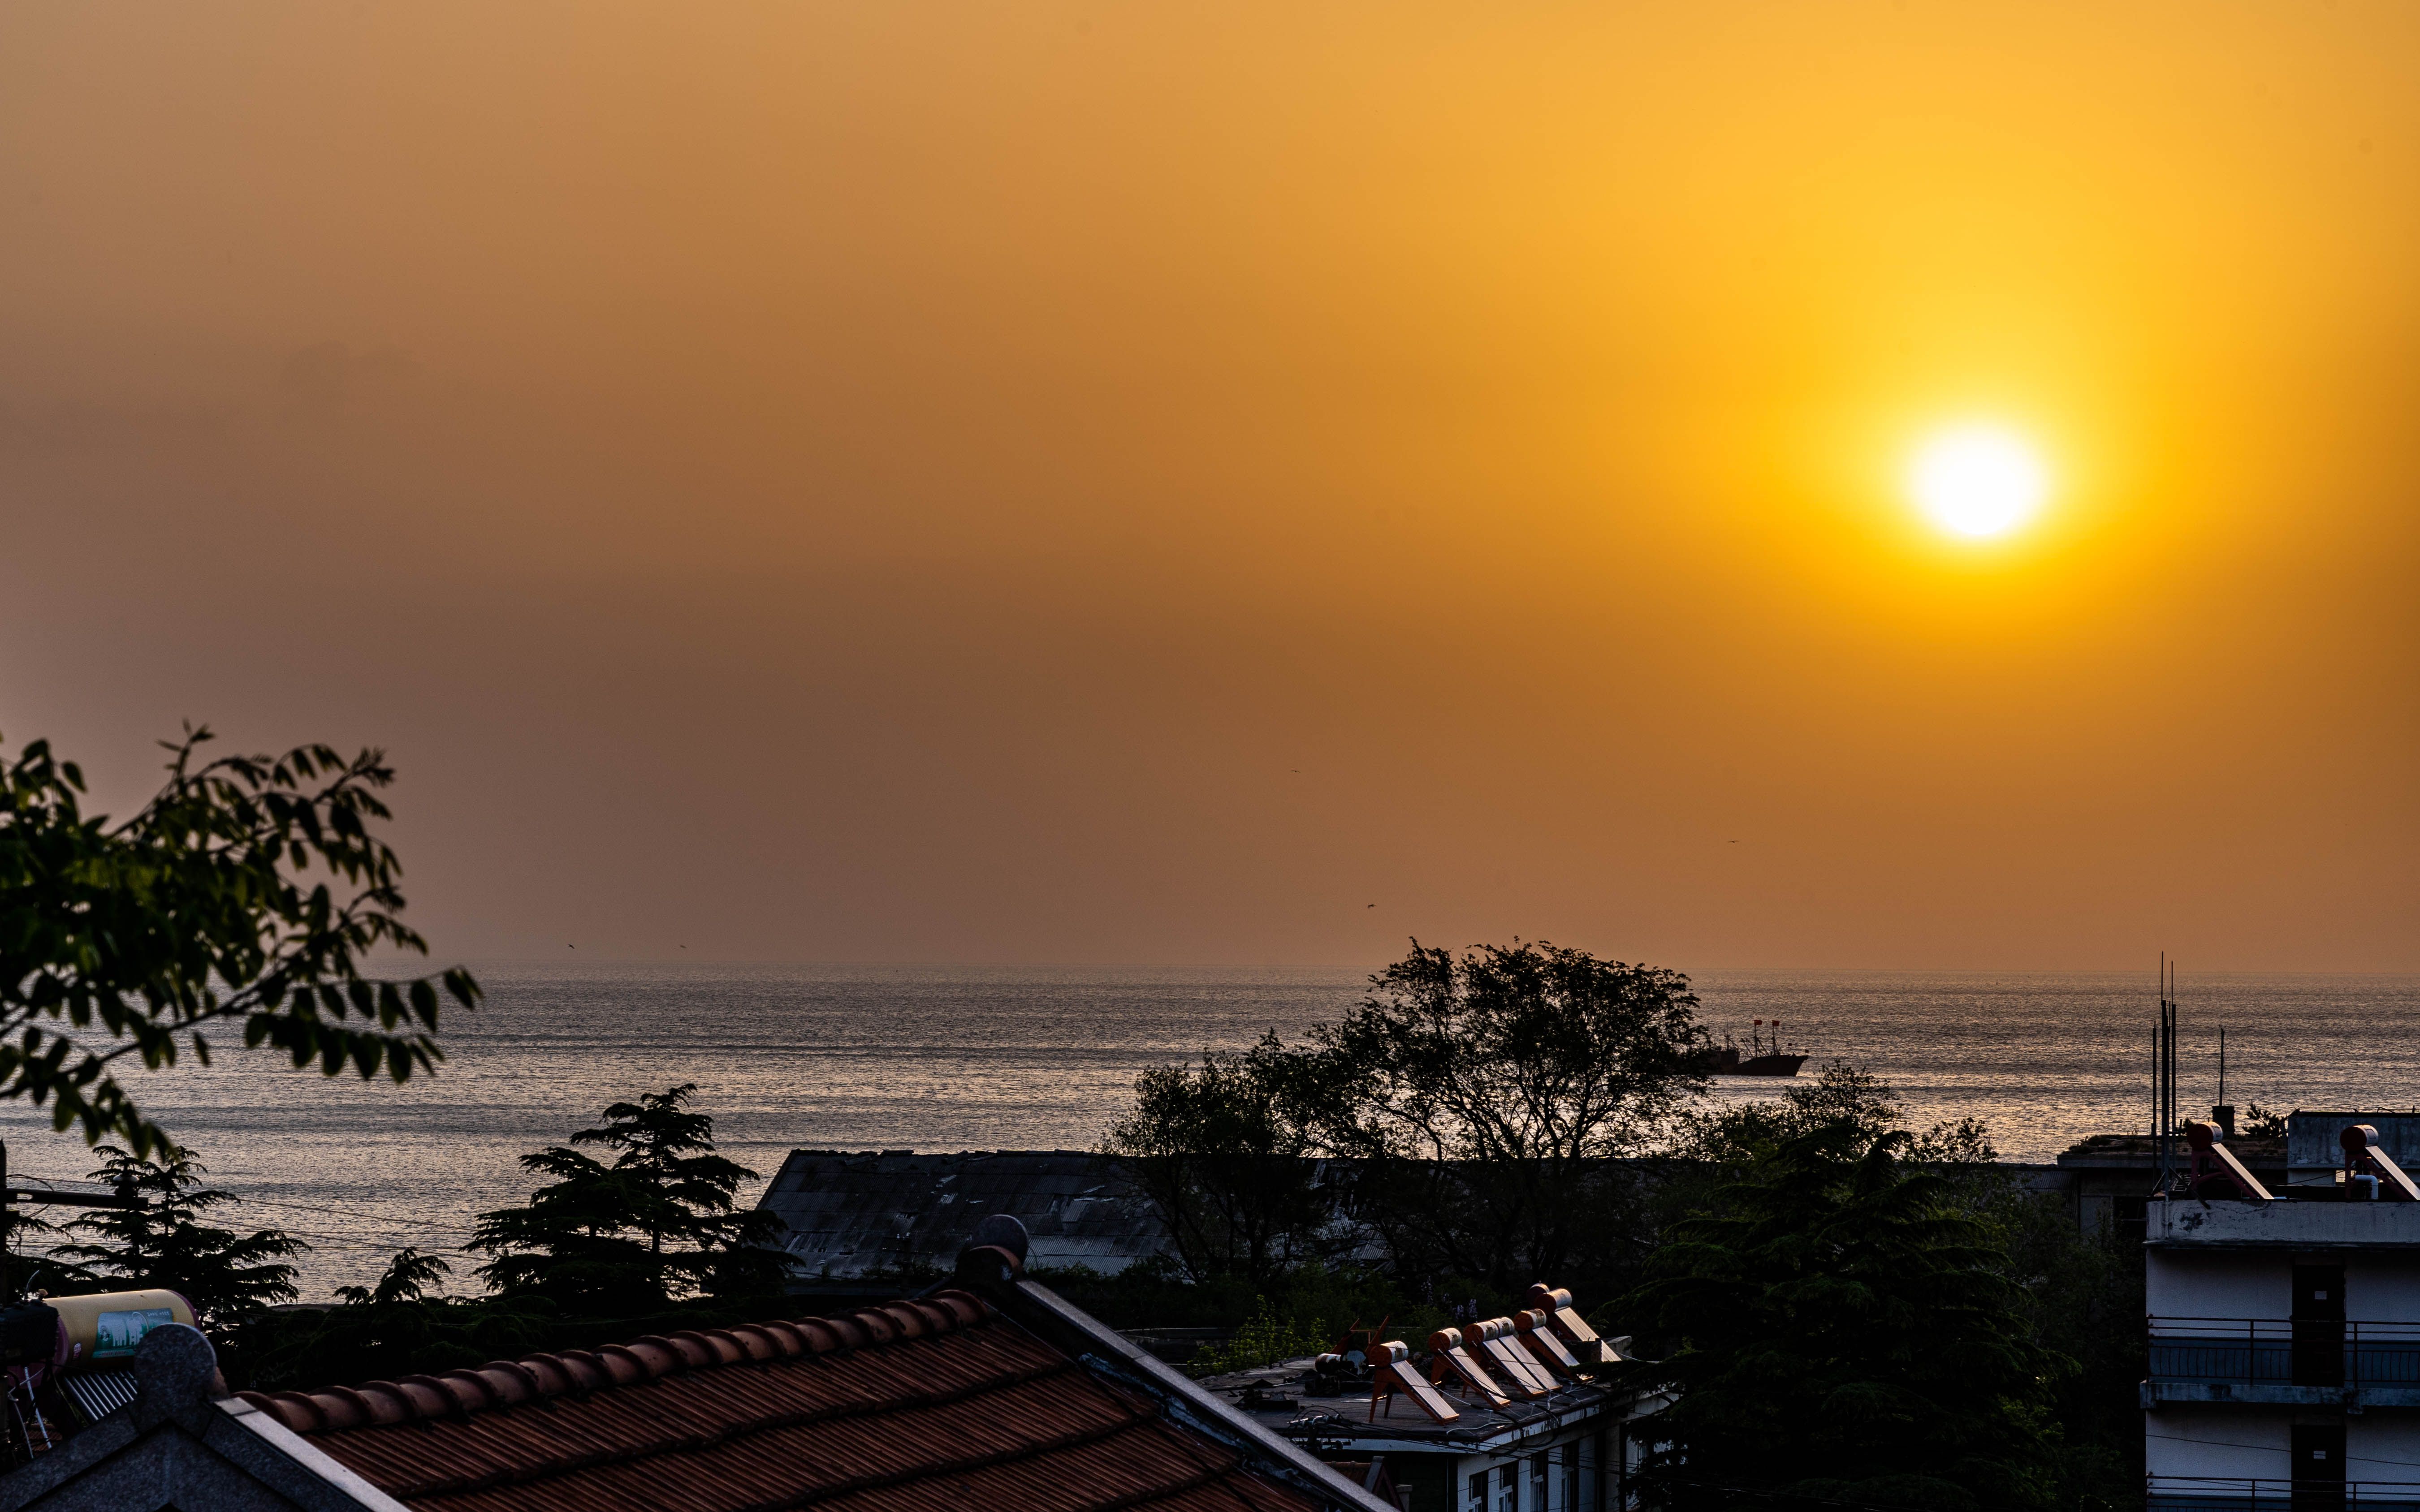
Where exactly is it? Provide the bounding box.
[2153,955,2179,1198]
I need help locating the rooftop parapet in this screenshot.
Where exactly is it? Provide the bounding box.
[2149,1194,2420,1248]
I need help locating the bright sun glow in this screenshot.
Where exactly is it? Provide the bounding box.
[1907,424,2049,538]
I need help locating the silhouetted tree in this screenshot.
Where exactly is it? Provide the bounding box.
[255,1248,553,1392]
[1305,939,1710,1292]
[1103,1040,1338,1285]
[1651,1062,2137,1512]
[1664,1060,1994,1185]
[0,726,478,1155]
[51,1146,304,1330]
[2242,1102,2288,1139]
[1620,1124,2064,1512]
[333,1246,450,1308]
[469,1084,783,1314]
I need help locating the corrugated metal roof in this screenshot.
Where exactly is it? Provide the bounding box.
[238,1292,1320,1512]
[759,1151,1175,1277]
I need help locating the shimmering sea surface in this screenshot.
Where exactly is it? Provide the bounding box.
[3,963,2416,1292]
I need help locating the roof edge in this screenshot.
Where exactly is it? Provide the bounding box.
[951,1252,1396,1512]
[239,1293,989,1436]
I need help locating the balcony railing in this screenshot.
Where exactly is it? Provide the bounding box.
[2149,1478,2420,1512]
[2149,1317,2420,1390]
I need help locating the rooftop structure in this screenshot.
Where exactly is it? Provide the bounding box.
[1191,1286,1667,1512]
[2144,1112,2420,1512]
[0,1323,398,1512]
[2286,1114,2420,1190]
[758,1150,1177,1278]
[0,1222,1394,1512]
[2055,1131,2288,1245]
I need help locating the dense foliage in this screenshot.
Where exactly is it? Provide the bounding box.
[256,1248,556,1390]
[1105,939,1708,1298]
[1306,940,1708,1291]
[1621,1124,2062,1512]
[468,1083,785,1314]
[47,1146,305,1331]
[1102,1039,1335,1284]
[1630,1063,2142,1512]
[1105,976,2144,1501]
[1662,1060,1998,1174]
[0,727,478,1154]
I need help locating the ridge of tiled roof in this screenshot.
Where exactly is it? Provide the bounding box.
[238,1293,985,1435]
[234,1286,1331,1512]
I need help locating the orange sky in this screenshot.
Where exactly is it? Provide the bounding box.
[4,2,2417,969]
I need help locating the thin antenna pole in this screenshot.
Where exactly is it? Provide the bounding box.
[2153,953,2180,1198]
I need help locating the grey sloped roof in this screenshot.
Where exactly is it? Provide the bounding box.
[757,1150,1173,1277]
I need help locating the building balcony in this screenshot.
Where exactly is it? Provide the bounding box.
[2148,1478,2420,1512]
[2147,1318,2420,1407]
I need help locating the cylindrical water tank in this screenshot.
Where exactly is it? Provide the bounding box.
[48,1291,195,1370]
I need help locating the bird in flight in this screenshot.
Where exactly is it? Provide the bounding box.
[1366,903,1376,908]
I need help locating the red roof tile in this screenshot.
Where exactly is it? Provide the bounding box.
[239,1292,1321,1512]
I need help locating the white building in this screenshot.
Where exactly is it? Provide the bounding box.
[2144,1114,2420,1512]
[1200,1286,1669,1511]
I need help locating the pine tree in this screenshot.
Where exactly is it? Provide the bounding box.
[468,1084,783,1315]
[1621,1124,2063,1512]
[51,1146,303,1330]
[333,1246,450,1307]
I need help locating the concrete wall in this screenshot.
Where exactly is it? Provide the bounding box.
[2346,1255,2420,1323]
[2148,1228,2420,1323]
[2349,1417,2420,1487]
[2151,1196,2420,1248]
[2144,1405,2288,1482]
[2150,1250,2286,1321]
[2148,1405,2420,1494]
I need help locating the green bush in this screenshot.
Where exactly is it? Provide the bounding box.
[1188,1295,1331,1376]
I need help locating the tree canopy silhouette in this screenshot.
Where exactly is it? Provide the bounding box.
[51,1145,305,1331]
[1621,1123,2063,1512]
[1105,939,1711,1297]
[1308,939,1709,1290]
[1102,1038,1335,1285]
[470,1084,783,1314]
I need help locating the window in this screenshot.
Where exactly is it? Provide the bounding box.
[1531,1453,1549,1509]
[1469,1470,1488,1512]
[1561,1443,1580,1510]
[1497,1465,1518,1512]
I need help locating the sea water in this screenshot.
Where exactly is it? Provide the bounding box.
[2,962,2415,1292]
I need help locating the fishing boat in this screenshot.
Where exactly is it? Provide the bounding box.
[1694,1018,1807,1077]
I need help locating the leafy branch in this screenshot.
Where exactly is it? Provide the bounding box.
[0,725,479,1154]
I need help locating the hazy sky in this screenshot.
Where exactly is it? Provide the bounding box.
[4,3,2417,970]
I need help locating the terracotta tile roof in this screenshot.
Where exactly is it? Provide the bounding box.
[238,1292,1321,1512]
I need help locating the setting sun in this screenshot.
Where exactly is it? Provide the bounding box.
[1908,425,2051,539]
